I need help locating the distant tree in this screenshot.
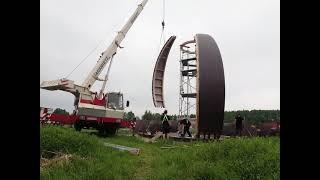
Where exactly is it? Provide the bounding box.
[142,110,153,120]
[153,113,161,121]
[124,111,135,120]
[224,110,280,124]
[171,114,178,121]
[53,108,69,115]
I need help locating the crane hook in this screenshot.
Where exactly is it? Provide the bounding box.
[115,41,124,49]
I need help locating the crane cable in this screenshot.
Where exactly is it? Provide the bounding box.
[65,39,105,79]
[65,1,141,79]
[158,0,166,53]
[68,0,166,79]
[64,6,131,80]
[162,0,166,43]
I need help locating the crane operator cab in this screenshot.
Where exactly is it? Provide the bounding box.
[76,91,129,118]
[107,92,126,110]
[74,91,130,133]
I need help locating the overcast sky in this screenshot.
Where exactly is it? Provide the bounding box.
[40,0,280,117]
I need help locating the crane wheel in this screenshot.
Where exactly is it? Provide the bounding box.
[107,127,117,136]
[98,128,107,137]
[97,123,117,137]
[74,121,82,131]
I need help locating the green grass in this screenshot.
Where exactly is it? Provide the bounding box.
[40,126,279,180]
[40,126,139,180]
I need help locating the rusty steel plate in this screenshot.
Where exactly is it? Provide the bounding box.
[195,34,225,134]
[152,36,176,108]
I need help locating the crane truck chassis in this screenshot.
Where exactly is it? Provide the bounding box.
[40,105,133,132]
[41,79,130,136]
[73,91,128,136]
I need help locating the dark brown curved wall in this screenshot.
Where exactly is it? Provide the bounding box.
[152,36,176,108]
[195,34,225,134]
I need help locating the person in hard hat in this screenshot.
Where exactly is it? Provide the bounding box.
[180,118,192,138]
[161,110,170,139]
[235,113,244,136]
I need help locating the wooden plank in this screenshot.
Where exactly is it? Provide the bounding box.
[103,142,140,155]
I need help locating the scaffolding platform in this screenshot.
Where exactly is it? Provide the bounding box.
[181,69,197,76]
[181,93,197,98]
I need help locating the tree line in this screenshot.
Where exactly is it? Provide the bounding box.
[223,110,280,123]
[139,110,178,121]
[137,110,280,124]
[52,108,280,124]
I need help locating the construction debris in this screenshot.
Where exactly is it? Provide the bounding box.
[150,132,164,141]
[40,153,73,168]
[138,131,163,143]
[160,145,176,149]
[103,142,140,155]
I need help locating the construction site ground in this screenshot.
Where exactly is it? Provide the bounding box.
[40,126,280,180]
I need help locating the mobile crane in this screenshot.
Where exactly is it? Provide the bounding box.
[40,0,149,135]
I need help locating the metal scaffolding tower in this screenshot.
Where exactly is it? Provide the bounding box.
[179,40,197,119]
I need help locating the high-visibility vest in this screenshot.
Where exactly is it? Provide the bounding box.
[162,115,168,123]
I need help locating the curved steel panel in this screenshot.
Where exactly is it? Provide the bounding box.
[195,34,225,134]
[152,36,176,108]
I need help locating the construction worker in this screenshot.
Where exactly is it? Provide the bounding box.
[180,118,192,138]
[177,119,184,136]
[213,130,221,140]
[235,113,244,137]
[130,118,137,136]
[161,110,170,139]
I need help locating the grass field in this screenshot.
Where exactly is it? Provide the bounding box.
[40,126,280,180]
